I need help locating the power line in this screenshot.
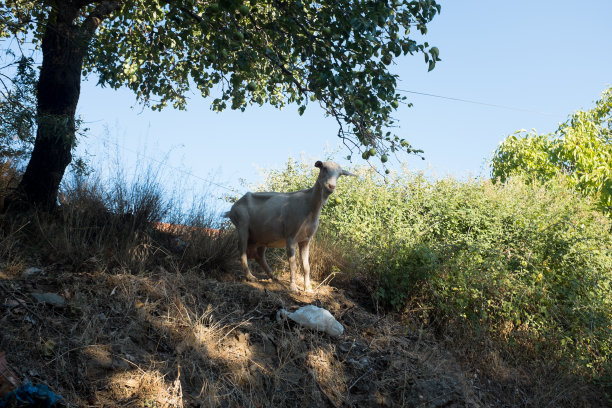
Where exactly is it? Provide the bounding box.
[397,89,557,116]
[86,87,554,193]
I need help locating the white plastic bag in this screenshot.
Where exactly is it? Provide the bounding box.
[277,305,344,337]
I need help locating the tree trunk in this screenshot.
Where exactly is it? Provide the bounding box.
[8,3,83,211]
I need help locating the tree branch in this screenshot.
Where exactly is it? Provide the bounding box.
[176,5,205,23]
[175,3,309,97]
[74,0,115,8]
[79,0,123,42]
[263,53,308,95]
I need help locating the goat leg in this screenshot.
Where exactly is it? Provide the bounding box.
[299,240,312,292]
[255,246,276,280]
[286,240,299,292]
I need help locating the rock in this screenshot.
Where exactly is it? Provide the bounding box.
[338,342,351,352]
[23,267,43,278]
[4,298,27,308]
[348,356,370,369]
[359,356,370,367]
[31,292,65,307]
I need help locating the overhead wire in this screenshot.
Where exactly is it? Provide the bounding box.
[80,84,558,195]
[397,89,557,117]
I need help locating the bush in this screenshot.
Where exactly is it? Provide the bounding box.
[491,87,612,216]
[259,158,612,380]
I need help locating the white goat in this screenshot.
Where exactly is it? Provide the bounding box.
[226,161,355,292]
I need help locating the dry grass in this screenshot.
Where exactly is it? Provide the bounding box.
[0,244,483,407]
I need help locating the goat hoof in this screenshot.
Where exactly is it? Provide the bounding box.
[289,284,299,292]
[246,273,258,282]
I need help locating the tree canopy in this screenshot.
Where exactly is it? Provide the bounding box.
[0,0,442,209]
[2,0,441,158]
[491,87,612,216]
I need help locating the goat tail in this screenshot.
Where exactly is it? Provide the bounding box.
[223,211,231,218]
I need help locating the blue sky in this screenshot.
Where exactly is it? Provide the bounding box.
[74,0,612,207]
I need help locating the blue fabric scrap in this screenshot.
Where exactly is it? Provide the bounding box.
[0,383,63,408]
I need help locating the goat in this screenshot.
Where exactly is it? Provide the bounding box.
[225,161,355,292]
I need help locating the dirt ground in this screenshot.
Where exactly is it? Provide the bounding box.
[0,260,608,407]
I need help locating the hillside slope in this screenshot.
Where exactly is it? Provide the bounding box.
[1,260,479,407]
[1,257,607,407]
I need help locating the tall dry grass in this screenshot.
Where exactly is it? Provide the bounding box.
[0,156,238,278]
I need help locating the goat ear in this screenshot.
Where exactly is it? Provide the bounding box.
[341,169,357,177]
[314,161,323,168]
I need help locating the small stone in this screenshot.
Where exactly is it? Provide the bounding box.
[32,292,65,307]
[23,267,43,278]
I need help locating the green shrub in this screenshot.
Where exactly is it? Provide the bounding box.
[491,87,612,216]
[259,158,612,380]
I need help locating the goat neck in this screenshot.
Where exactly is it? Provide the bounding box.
[309,176,332,215]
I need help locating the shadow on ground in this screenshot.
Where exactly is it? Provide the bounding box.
[1,259,483,407]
